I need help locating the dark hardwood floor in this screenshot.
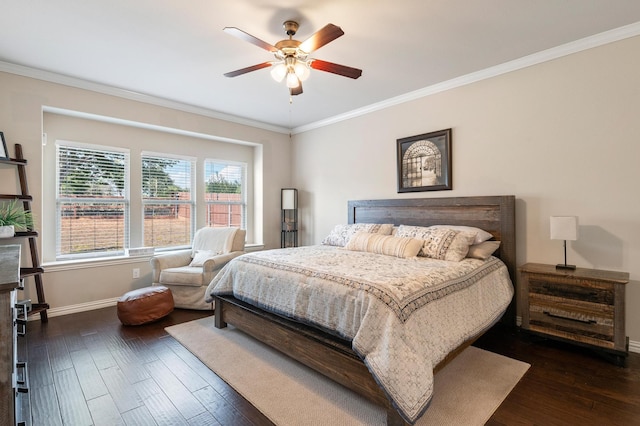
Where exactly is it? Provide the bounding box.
[22,307,640,425]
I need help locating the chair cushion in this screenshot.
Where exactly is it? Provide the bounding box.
[160,266,206,287]
[117,286,174,325]
[191,227,238,257]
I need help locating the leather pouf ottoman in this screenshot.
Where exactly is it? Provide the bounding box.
[117,285,174,326]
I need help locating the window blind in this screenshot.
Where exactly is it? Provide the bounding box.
[56,143,129,259]
[204,160,246,229]
[142,153,195,249]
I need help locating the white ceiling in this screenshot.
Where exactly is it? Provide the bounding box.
[2,1,640,132]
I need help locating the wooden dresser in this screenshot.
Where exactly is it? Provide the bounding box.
[0,245,28,426]
[519,262,629,365]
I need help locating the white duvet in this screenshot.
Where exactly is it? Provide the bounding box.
[206,245,513,423]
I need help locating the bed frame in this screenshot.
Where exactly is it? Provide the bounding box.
[214,195,516,425]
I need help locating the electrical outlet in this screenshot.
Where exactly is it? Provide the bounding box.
[132,268,140,279]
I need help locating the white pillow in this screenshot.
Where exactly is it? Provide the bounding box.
[396,225,476,261]
[429,225,493,245]
[466,240,501,260]
[189,250,216,267]
[321,223,394,247]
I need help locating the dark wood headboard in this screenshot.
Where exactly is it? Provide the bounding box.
[348,196,516,324]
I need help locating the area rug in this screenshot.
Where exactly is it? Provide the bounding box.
[166,317,529,425]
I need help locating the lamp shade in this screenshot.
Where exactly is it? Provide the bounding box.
[550,216,578,241]
[281,188,297,210]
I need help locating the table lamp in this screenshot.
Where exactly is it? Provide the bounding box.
[550,216,578,270]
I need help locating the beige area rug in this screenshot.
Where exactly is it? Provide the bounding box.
[166,317,529,425]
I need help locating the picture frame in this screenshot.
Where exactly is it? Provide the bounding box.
[397,128,452,193]
[0,132,8,160]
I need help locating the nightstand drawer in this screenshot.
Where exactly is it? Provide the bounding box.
[528,303,614,349]
[529,278,614,305]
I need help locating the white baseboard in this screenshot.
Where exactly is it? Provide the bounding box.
[28,297,119,320]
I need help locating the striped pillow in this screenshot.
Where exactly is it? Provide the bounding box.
[344,232,422,258]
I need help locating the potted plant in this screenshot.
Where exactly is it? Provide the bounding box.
[0,199,33,238]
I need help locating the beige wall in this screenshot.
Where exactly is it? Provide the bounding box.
[0,72,290,312]
[292,36,640,343]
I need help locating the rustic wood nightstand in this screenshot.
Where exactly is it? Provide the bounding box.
[519,262,630,365]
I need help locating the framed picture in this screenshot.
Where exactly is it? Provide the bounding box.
[0,132,8,160]
[397,128,452,193]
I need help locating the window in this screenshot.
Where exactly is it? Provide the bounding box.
[142,153,195,250]
[204,160,246,229]
[56,142,129,260]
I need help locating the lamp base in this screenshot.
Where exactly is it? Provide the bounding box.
[556,263,576,270]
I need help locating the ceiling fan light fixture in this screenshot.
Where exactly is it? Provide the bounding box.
[270,62,287,82]
[294,61,310,81]
[286,71,300,88]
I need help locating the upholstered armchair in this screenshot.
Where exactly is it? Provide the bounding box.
[150,227,246,310]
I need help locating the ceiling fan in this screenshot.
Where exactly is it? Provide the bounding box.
[223,20,362,96]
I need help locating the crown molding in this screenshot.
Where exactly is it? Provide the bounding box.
[0,61,290,135]
[292,21,640,134]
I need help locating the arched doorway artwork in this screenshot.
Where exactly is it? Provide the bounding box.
[396,128,452,192]
[402,140,441,188]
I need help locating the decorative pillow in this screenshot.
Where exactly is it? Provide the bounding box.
[344,232,422,258]
[321,223,394,247]
[429,225,493,245]
[189,250,216,267]
[466,240,501,260]
[395,225,476,261]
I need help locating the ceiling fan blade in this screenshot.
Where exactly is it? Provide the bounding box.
[290,80,303,96]
[310,59,362,79]
[299,24,344,53]
[223,27,278,52]
[224,62,272,78]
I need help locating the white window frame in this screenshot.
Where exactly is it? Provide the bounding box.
[204,159,247,230]
[141,151,196,251]
[55,140,130,260]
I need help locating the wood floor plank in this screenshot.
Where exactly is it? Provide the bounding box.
[143,392,190,426]
[87,393,126,426]
[99,365,144,413]
[53,368,94,426]
[133,377,163,401]
[144,359,207,420]
[70,348,109,400]
[110,344,152,384]
[187,410,223,426]
[121,336,160,364]
[192,386,258,426]
[83,331,118,370]
[47,334,74,372]
[154,338,209,392]
[26,343,53,388]
[29,383,63,426]
[121,405,158,426]
[64,330,88,352]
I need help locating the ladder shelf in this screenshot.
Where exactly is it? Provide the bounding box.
[0,143,48,322]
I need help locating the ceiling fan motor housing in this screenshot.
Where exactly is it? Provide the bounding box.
[283,20,299,37]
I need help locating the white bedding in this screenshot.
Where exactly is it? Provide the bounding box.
[206,245,513,423]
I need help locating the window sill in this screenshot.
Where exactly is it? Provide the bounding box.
[42,243,265,272]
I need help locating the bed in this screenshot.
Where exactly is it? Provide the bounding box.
[207,196,516,425]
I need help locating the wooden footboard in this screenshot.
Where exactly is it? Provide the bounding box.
[214,294,410,425]
[214,294,482,425]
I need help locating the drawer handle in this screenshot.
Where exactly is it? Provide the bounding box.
[16,361,29,392]
[541,285,598,297]
[543,311,597,324]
